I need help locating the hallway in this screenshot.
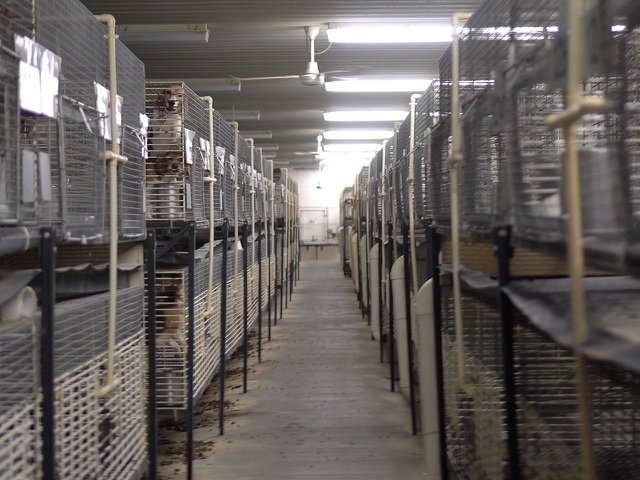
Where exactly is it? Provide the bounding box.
[180,260,426,480]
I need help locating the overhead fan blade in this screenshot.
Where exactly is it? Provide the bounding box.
[231,75,301,82]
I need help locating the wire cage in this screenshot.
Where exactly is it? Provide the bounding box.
[239,136,252,222]
[274,170,285,220]
[0,315,40,480]
[53,287,145,478]
[414,83,441,223]
[213,113,235,222]
[226,243,243,356]
[146,258,220,410]
[254,148,264,221]
[397,116,411,223]
[383,141,394,221]
[357,166,369,220]
[116,40,146,241]
[0,51,21,224]
[145,81,207,228]
[440,284,507,479]
[0,0,34,49]
[461,89,507,235]
[428,119,452,227]
[513,315,640,478]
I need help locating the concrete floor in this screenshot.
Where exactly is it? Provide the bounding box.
[166,260,427,479]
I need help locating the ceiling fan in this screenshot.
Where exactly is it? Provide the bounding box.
[233,27,357,87]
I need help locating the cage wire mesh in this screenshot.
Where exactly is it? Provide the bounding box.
[239,136,252,222]
[397,116,411,223]
[428,119,452,226]
[116,40,146,240]
[513,314,640,478]
[383,141,394,220]
[358,166,369,220]
[145,259,219,410]
[0,0,34,49]
[274,169,285,219]
[213,113,235,221]
[414,84,441,223]
[0,314,39,480]
[0,51,20,224]
[145,82,207,228]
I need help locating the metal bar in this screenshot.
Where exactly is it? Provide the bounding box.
[40,227,56,480]
[258,219,263,362]
[378,219,384,363]
[279,227,284,320]
[186,222,196,480]
[494,227,521,480]
[402,222,418,436]
[267,220,272,340]
[387,222,396,392]
[242,222,249,393]
[156,224,189,259]
[219,219,229,436]
[429,225,448,480]
[144,230,158,480]
[274,228,278,326]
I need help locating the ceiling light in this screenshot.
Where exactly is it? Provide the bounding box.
[323,130,393,141]
[219,110,260,120]
[116,23,210,43]
[327,22,453,44]
[324,110,408,122]
[262,152,277,159]
[322,143,382,153]
[240,130,272,140]
[325,79,431,93]
[255,144,279,152]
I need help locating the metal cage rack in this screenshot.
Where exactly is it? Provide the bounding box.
[357,166,369,220]
[145,82,208,229]
[146,258,220,410]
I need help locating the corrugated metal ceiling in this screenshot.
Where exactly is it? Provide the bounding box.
[80,0,482,166]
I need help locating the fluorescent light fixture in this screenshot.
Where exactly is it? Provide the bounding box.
[262,152,277,159]
[327,22,453,43]
[322,143,382,153]
[219,110,260,120]
[116,23,210,43]
[151,78,241,92]
[324,110,408,122]
[255,144,279,152]
[323,129,393,141]
[325,79,431,93]
[240,130,272,140]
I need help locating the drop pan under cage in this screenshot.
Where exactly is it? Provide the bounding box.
[513,316,640,479]
[52,286,146,479]
[145,82,208,229]
[0,315,40,480]
[146,258,220,410]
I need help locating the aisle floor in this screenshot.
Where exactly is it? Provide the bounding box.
[186,260,426,479]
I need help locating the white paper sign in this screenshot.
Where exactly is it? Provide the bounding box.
[200,138,211,171]
[19,62,42,115]
[215,146,226,175]
[139,114,150,159]
[15,36,60,118]
[184,128,195,165]
[94,82,123,142]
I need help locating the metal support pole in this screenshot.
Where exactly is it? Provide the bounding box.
[402,222,418,435]
[186,222,196,480]
[274,229,278,326]
[267,220,272,340]
[387,222,396,392]
[494,227,521,480]
[378,219,384,363]
[429,225,448,480]
[40,227,56,480]
[242,222,249,393]
[144,231,158,480]
[279,227,284,320]
[219,219,229,436]
[258,219,263,362]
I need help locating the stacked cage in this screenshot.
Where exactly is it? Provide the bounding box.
[357,166,370,221]
[147,257,220,410]
[53,287,146,479]
[212,109,230,222]
[0,304,40,480]
[145,82,208,228]
[440,283,507,479]
[413,86,440,223]
[274,170,285,220]
[239,136,252,223]
[396,117,411,223]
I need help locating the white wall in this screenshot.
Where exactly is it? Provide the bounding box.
[290,159,369,245]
